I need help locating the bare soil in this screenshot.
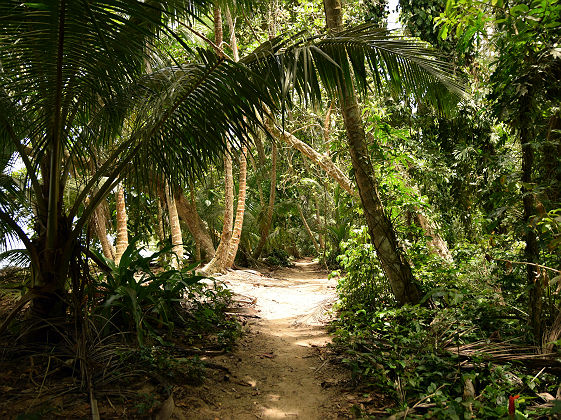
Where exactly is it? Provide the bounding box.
[0,260,368,419]
[172,259,355,420]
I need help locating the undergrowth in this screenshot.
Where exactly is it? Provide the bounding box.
[0,241,240,418]
[330,228,561,419]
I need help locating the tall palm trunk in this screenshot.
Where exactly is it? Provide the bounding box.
[114,183,128,265]
[165,182,183,268]
[226,147,248,268]
[202,147,234,273]
[323,0,421,305]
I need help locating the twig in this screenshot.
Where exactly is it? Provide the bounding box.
[180,22,234,61]
[493,257,561,274]
[412,384,447,409]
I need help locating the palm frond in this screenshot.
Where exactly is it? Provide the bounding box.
[242,23,466,111]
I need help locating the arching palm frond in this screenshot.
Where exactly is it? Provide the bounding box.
[242,23,466,111]
[0,1,278,259]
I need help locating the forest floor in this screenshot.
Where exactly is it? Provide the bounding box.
[174,259,360,419]
[0,260,385,419]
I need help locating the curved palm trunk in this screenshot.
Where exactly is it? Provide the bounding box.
[174,189,216,262]
[323,0,421,306]
[93,200,115,260]
[226,147,248,268]
[165,183,183,268]
[114,183,128,265]
[202,149,234,273]
[253,141,277,259]
[265,119,356,197]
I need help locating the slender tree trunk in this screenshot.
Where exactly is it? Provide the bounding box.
[265,119,356,197]
[225,7,239,62]
[298,201,321,254]
[520,104,541,339]
[314,192,325,251]
[213,4,223,53]
[174,190,215,262]
[114,183,128,265]
[226,148,248,268]
[323,0,421,305]
[190,184,202,262]
[253,141,277,259]
[165,183,183,268]
[202,147,234,273]
[156,197,165,247]
[93,200,115,260]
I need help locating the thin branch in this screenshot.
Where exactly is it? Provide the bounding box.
[493,257,561,274]
[180,22,234,60]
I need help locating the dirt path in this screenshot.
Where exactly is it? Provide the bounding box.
[174,259,352,420]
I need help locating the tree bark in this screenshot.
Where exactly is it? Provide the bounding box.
[156,197,165,247]
[226,148,248,268]
[213,4,223,53]
[265,119,356,197]
[93,200,115,260]
[202,148,234,273]
[297,201,321,254]
[323,0,421,305]
[174,189,215,262]
[165,182,183,269]
[114,183,128,265]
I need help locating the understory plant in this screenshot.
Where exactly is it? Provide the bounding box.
[331,232,560,418]
[92,241,207,346]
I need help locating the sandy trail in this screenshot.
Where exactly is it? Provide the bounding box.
[174,259,351,420]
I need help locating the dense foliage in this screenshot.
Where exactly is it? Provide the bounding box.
[1,0,560,417]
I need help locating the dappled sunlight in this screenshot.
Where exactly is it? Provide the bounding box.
[261,406,300,418]
[182,260,348,419]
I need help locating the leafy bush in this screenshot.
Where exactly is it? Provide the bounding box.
[91,242,206,346]
[331,231,559,418]
[265,248,292,267]
[331,226,392,310]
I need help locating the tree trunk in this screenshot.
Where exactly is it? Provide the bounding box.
[226,148,248,268]
[202,149,234,273]
[191,184,202,262]
[253,141,277,259]
[156,197,165,247]
[265,119,356,197]
[323,0,421,306]
[174,190,215,262]
[114,183,128,265]
[213,4,223,53]
[297,201,321,254]
[520,103,542,339]
[93,200,115,260]
[165,183,183,269]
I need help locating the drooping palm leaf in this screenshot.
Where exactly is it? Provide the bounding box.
[242,23,465,111]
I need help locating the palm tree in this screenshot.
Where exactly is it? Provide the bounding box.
[0,0,463,325]
[0,0,276,320]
